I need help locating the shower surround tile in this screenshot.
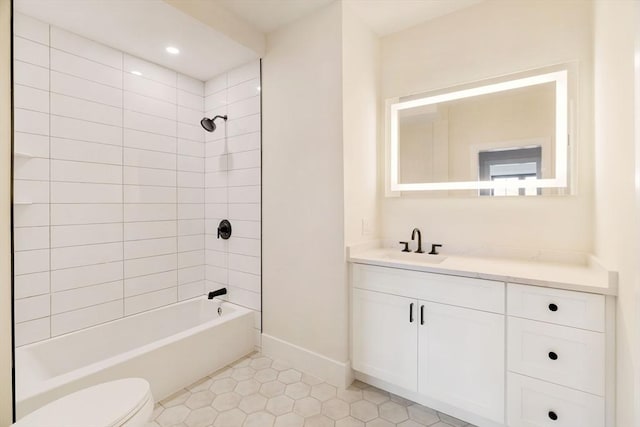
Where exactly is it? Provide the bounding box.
[13,13,49,44]
[50,26,122,68]
[6,14,174,345]
[50,49,122,88]
[205,62,262,348]
[12,13,261,348]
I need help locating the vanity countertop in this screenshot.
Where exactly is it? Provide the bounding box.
[348,247,618,296]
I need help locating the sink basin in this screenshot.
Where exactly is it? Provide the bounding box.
[382,251,447,264]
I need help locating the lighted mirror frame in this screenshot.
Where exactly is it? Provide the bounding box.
[387,70,568,193]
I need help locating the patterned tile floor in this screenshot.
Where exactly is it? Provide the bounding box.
[147,352,477,427]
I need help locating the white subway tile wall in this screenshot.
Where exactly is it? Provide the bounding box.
[12,15,260,347]
[205,62,262,346]
[13,14,52,345]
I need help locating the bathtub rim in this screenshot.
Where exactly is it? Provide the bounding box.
[15,297,252,402]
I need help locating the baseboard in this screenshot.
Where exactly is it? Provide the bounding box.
[261,333,353,388]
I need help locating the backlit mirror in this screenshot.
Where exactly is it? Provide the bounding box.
[387,69,569,196]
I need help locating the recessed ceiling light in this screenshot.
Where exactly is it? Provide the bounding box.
[166,46,180,55]
[131,70,142,76]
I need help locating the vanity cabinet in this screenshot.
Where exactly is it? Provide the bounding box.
[351,264,505,424]
[506,283,607,427]
[350,262,614,427]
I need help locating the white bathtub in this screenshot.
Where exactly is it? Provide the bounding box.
[15,297,255,418]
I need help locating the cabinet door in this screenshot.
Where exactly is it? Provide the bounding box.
[352,288,418,391]
[418,301,504,423]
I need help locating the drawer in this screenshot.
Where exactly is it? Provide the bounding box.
[508,317,605,395]
[507,283,605,332]
[352,264,504,314]
[507,373,604,427]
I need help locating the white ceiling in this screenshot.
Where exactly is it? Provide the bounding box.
[345,0,483,36]
[15,0,259,81]
[214,0,482,36]
[14,0,482,82]
[214,0,335,34]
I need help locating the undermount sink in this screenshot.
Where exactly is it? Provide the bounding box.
[382,251,447,264]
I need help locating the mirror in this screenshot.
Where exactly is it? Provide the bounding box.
[387,69,569,195]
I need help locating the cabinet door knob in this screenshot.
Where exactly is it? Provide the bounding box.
[548,303,558,312]
[548,411,558,421]
[548,351,558,361]
[420,305,425,325]
[409,303,414,323]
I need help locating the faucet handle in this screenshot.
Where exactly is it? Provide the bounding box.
[399,241,411,252]
[429,244,442,255]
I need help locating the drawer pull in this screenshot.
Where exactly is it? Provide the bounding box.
[409,303,414,323]
[548,303,558,312]
[548,351,558,360]
[548,411,558,421]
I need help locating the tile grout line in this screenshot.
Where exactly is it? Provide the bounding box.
[48,23,52,340]
[201,78,206,300]
[121,51,125,320]
[15,126,209,148]
[175,73,179,303]
[225,73,230,295]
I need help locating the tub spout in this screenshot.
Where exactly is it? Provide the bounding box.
[208,288,227,299]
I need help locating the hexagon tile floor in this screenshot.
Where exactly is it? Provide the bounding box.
[147,352,478,427]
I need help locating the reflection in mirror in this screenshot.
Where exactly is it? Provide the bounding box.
[478,147,542,196]
[388,70,569,195]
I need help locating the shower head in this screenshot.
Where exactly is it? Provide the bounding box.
[200,115,228,132]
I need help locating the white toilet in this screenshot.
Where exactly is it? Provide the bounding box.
[13,378,154,427]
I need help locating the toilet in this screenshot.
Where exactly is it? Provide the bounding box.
[13,378,154,427]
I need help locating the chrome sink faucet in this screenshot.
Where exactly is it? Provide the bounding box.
[411,228,425,253]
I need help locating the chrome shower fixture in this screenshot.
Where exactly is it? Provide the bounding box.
[200,115,228,132]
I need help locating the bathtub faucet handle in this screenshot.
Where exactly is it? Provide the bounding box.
[208,288,227,299]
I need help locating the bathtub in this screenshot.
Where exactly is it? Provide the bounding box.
[15,297,255,418]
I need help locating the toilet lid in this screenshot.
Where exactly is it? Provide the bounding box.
[14,378,152,427]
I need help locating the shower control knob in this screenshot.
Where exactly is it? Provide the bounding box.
[217,219,232,240]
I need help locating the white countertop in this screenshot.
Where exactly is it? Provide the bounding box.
[348,247,618,296]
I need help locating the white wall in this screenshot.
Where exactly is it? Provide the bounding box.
[592,2,638,426]
[343,4,380,247]
[0,0,13,423]
[12,14,208,346]
[203,61,262,347]
[262,2,349,363]
[380,0,594,254]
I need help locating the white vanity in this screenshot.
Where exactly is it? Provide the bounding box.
[349,247,617,427]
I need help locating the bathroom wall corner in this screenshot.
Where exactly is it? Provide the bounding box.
[342,2,380,248]
[593,2,638,426]
[261,333,353,389]
[203,59,262,348]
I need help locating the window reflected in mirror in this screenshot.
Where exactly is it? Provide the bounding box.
[388,68,570,195]
[479,147,542,196]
